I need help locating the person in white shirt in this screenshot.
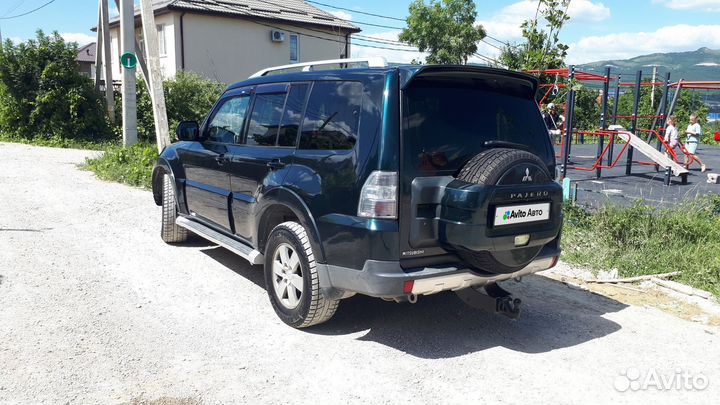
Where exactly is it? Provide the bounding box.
[684,114,707,172]
[663,115,681,159]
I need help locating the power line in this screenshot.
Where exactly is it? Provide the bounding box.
[2,0,27,18]
[0,0,56,20]
[253,0,405,30]
[481,39,503,51]
[195,0,500,64]
[305,0,407,22]
[257,0,503,65]
[484,34,512,47]
[191,0,419,53]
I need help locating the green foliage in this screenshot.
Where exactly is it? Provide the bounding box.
[0,30,111,142]
[399,0,485,65]
[499,0,570,71]
[83,143,158,189]
[0,132,113,150]
[128,71,225,142]
[562,198,720,298]
[569,84,602,130]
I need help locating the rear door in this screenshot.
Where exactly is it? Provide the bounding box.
[398,67,555,259]
[179,90,251,229]
[227,82,309,242]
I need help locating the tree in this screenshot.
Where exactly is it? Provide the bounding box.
[499,0,570,71]
[399,0,485,65]
[130,71,225,142]
[0,30,109,141]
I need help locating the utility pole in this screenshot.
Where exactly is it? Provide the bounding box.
[100,0,115,123]
[120,0,137,146]
[139,0,171,152]
[114,0,150,91]
[94,4,103,92]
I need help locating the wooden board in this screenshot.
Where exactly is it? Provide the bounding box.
[616,131,689,177]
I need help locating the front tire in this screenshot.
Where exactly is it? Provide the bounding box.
[264,221,339,328]
[160,174,188,243]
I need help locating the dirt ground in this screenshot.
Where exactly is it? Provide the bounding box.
[1,142,719,405]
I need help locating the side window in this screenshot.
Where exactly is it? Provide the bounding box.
[299,81,363,150]
[206,96,250,143]
[278,84,308,147]
[246,93,288,146]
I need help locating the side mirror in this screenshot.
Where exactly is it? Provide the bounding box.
[176,121,199,141]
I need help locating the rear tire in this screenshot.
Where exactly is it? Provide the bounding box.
[457,148,549,186]
[264,221,339,328]
[161,174,188,243]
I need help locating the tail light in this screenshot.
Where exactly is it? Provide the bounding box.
[357,171,398,219]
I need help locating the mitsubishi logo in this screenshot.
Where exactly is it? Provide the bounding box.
[522,168,533,182]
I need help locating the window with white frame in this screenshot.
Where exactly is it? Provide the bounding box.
[290,34,299,63]
[157,24,167,56]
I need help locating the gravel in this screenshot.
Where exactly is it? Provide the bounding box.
[1,142,719,404]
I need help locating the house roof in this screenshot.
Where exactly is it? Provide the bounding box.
[107,0,360,32]
[77,42,96,63]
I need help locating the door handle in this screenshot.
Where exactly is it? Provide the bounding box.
[266,159,286,170]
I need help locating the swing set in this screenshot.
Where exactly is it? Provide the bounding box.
[528,66,720,185]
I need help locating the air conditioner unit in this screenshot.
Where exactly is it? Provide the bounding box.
[271,30,285,42]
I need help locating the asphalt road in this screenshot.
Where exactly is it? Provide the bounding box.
[1,142,718,405]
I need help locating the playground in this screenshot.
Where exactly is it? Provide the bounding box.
[556,142,720,207]
[532,66,720,207]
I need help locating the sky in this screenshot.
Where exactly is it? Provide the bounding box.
[1,0,720,65]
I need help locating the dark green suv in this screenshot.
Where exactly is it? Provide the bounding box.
[152,59,563,328]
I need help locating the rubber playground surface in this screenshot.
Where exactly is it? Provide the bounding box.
[556,143,720,207]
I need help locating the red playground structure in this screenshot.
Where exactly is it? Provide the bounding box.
[528,66,720,185]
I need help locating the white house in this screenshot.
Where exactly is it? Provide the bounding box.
[99,0,360,84]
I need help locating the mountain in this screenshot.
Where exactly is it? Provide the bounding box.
[577,47,720,82]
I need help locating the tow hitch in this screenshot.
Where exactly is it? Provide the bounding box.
[455,282,522,319]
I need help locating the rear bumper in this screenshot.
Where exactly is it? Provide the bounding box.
[317,244,560,299]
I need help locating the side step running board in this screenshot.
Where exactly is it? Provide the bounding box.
[175,216,264,265]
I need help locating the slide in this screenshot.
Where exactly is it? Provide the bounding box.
[615,130,689,177]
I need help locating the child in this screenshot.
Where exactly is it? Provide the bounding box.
[684,113,707,172]
[664,115,680,159]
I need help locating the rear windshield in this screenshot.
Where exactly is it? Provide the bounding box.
[402,80,552,175]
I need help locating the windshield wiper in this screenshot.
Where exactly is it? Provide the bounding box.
[483,140,531,151]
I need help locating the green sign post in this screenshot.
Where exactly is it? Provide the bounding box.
[120,52,138,70]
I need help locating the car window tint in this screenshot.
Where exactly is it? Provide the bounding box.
[299,81,362,150]
[246,92,288,146]
[403,81,552,173]
[278,84,308,147]
[206,96,250,144]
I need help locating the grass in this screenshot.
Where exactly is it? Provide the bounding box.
[0,133,115,150]
[0,132,157,189]
[561,197,720,298]
[83,143,158,189]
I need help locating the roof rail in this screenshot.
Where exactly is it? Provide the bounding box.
[249,57,388,78]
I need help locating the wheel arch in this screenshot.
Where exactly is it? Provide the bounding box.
[152,148,186,207]
[256,187,326,264]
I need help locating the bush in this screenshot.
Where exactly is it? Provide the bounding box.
[130,71,225,142]
[562,197,720,298]
[83,143,158,189]
[0,31,112,143]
